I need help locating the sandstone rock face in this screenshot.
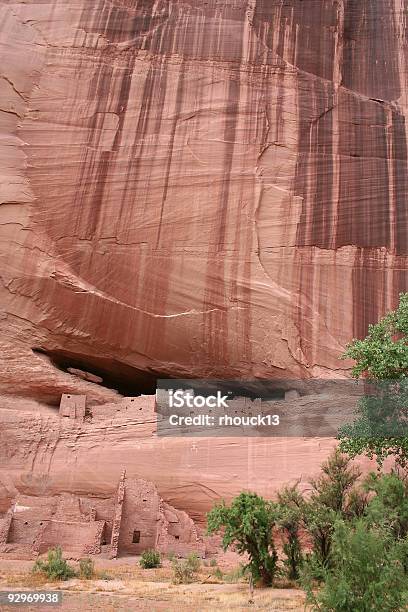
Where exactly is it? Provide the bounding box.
[0,394,383,523]
[0,2,406,520]
[1,0,408,400]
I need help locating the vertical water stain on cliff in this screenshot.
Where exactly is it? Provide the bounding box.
[342,0,401,100]
[12,0,408,389]
[291,0,408,343]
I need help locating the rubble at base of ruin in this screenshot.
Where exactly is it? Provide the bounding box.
[0,470,205,561]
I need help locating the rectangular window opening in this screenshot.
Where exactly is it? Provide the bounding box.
[132,530,141,544]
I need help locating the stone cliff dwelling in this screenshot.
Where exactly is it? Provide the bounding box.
[0,470,204,560]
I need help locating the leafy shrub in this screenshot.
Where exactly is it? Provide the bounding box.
[79,557,94,579]
[302,449,364,568]
[32,546,76,581]
[207,491,279,586]
[139,549,161,569]
[302,519,408,612]
[277,485,304,580]
[172,558,195,584]
[223,564,247,583]
[339,292,408,467]
[209,558,218,567]
[186,552,200,572]
[364,471,408,540]
[171,552,202,584]
[213,567,223,580]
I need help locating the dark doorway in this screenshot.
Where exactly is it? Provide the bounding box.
[132,530,141,544]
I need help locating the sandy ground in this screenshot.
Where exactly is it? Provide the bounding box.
[0,556,306,611]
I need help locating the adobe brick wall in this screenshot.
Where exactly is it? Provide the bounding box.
[39,520,105,556]
[59,394,86,421]
[8,517,46,547]
[91,396,156,423]
[109,470,125,558]
[0,510,13,545]
[117,478,160,555]
[156,501,205,558]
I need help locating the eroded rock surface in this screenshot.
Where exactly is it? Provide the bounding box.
[0,1,406,520]
[1,1,408,400]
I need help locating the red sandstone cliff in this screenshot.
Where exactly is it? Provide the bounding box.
[1,0,408,402]
[0,1,406,518]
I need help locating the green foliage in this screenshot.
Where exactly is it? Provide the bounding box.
[302,449,364,568]
[139,549,161,569]
[309,448,362,513]
[207,491,279,586]
[186,552,200,572]
[340,293,408,466]
[32,546,76,581]
[302,520,408,612]
[209,557,218,567]
[171,554,200,584]
[79,557,94,579]
[364,472,408,540]
[342,293,408,380]
[276,485,304,580]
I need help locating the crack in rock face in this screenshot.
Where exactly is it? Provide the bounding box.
[0,0,404,540]
[0,0,407,397]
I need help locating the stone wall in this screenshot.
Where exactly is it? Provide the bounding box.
[91,396,156,423]
[156,502,205,558]
[117,478,160,555]
[0,470,204,559]
[0,510,13,545]
[109,470,125,558]
[8,517,45,546]
[39,520,105,557]
[59,394,86,421]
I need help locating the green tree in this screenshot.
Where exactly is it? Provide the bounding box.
[364,472,408,540]
[303,449,364,568]
[207,492,278,586]
[339,292,408,466]
[343,293,408,380]
[302,519,408,612]
[276,485,304,580]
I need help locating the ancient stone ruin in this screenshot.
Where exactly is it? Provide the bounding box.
[0,468,204,560]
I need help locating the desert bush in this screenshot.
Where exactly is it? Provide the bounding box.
[171,552,202,584]
[303,449,365,568]
[172,559,194,584]
[186,552,200,572]
[207,491,279,586]
[302,519,408,612]
[209,558,218,567]
[139,549,161,569]
[32,546,76,581]
[79,557,94,579]
[223,563,247,583]
[364,471,408,540]
[213,567,223,580]
[277,485,304,580]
